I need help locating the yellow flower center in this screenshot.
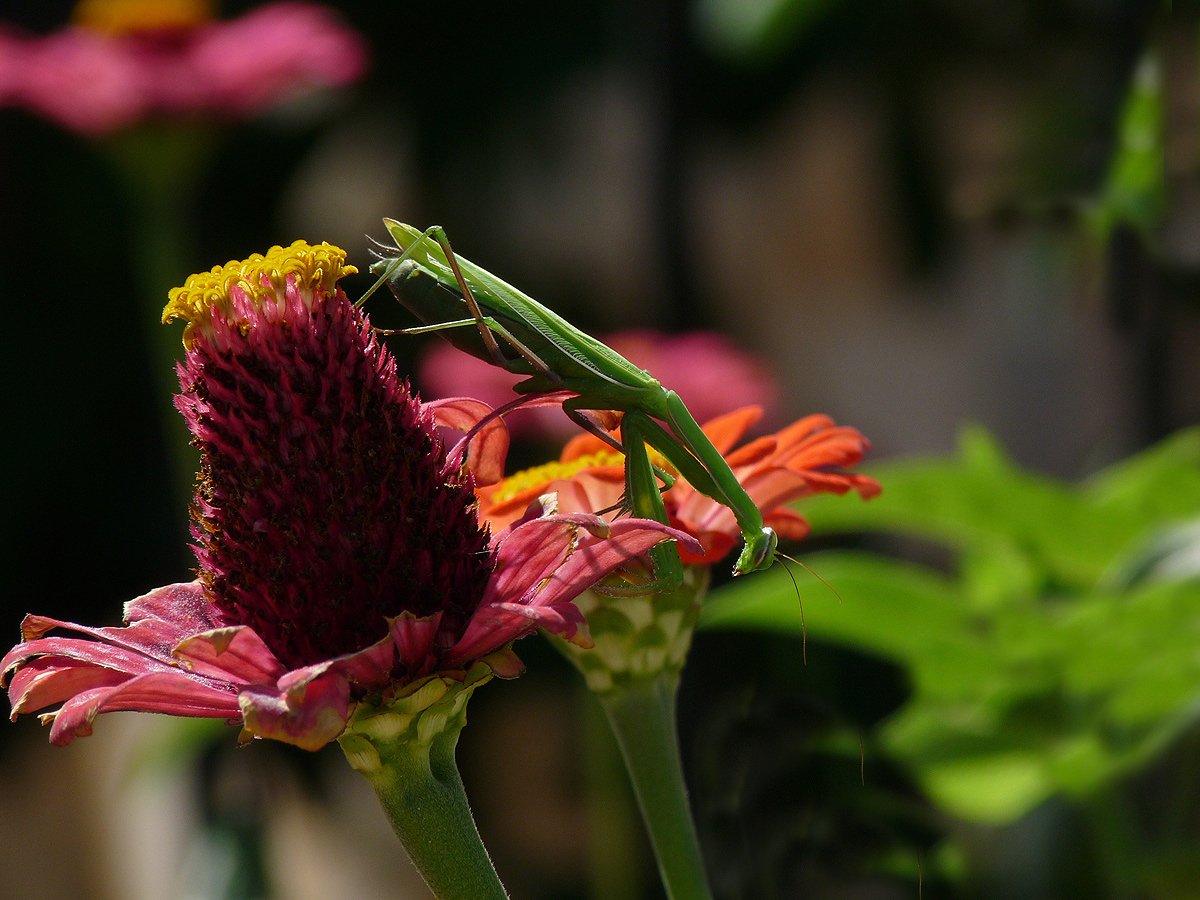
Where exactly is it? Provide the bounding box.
[489,451,625,504]
[163,240,358,349]
[73,0,215,34]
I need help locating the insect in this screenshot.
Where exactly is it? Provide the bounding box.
[359,219,778,591]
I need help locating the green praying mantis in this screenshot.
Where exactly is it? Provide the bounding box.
[358,219,778,593]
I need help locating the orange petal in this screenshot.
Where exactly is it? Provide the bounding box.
[700,406,763,455]
[763,508,811,541]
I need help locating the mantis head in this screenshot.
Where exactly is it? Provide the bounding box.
[734,526,778,576]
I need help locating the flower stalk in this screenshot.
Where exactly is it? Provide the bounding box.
[340,666,509,900]
[556,570,713,900]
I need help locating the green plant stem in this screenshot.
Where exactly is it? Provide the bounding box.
[598,671,713,900]
[355,726,509,900]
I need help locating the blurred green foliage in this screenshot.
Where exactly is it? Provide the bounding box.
[700,427,1200,824]
[1089,51,1166,244]
[693,0,842,62]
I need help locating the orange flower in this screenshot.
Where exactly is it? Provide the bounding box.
[477,406,881,569]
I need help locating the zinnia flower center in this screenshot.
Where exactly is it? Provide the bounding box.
[166,242,493,670]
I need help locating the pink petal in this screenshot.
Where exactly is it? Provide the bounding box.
[47,673,242,746]
[425,397,510,486]
[448,518,695,663]
[390,612,442,675]
[8,657,129,717]
[528,519,701,613]
[4,634,180,683]
[238,672,352,752]
[315,637,396,690]
[483,517,587,609]
[173,626,287,684]
[11,582,220,667]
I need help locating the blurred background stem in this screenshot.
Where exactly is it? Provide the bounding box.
[105,124,215,501]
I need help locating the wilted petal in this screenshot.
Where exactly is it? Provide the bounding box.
[4,633,178,684]
[449,518,697,664]
[8,657,129,717]
[48,672,241,746]
[530,520,702,613]
[238,671,352,752]
[12,582,219,666]
[483,516,587,608]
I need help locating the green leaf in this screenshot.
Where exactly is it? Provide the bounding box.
[1089,53,1167,242]
[920,752,1051,824]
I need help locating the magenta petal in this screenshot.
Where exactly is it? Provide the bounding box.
[47,673,241,746]
[425,397,510,486]
[11,582,220,667]
[8,657,129,717]
[4,635,177,683]
[390,612,442,674]
[316,637,396,690]
[484,517,581,608]
[449,517,689,663]
[493,601,592,647]
[173,626,287,684]
[238,673,352,752]
[122,581,224,643]
[528,519,701,614]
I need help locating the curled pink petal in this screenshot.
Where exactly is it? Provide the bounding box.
[529,519,702,614]
[8,658,130,718]
[390,612,442,675]
[426,397,510,486]
[48,673,241,746]
[448,517,695,664]
[238,672,352,752]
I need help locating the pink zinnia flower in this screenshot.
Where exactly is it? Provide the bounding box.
[2,241,696,751]
[0,1,367,136]
[419,329,782,441]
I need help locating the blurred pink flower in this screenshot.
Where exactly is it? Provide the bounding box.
[2,241,695,751]
[0,2,367,136]
[419,329,782,442]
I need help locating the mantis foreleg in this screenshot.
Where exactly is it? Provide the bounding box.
[607,411,684,594]
[662,392,775,574]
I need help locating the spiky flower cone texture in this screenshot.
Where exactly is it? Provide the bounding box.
[173,247,491,672]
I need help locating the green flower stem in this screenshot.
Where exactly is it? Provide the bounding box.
[354,726,508,900]
[598,670,712,900]
[340,669,509,900]
[554,571,713,900]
